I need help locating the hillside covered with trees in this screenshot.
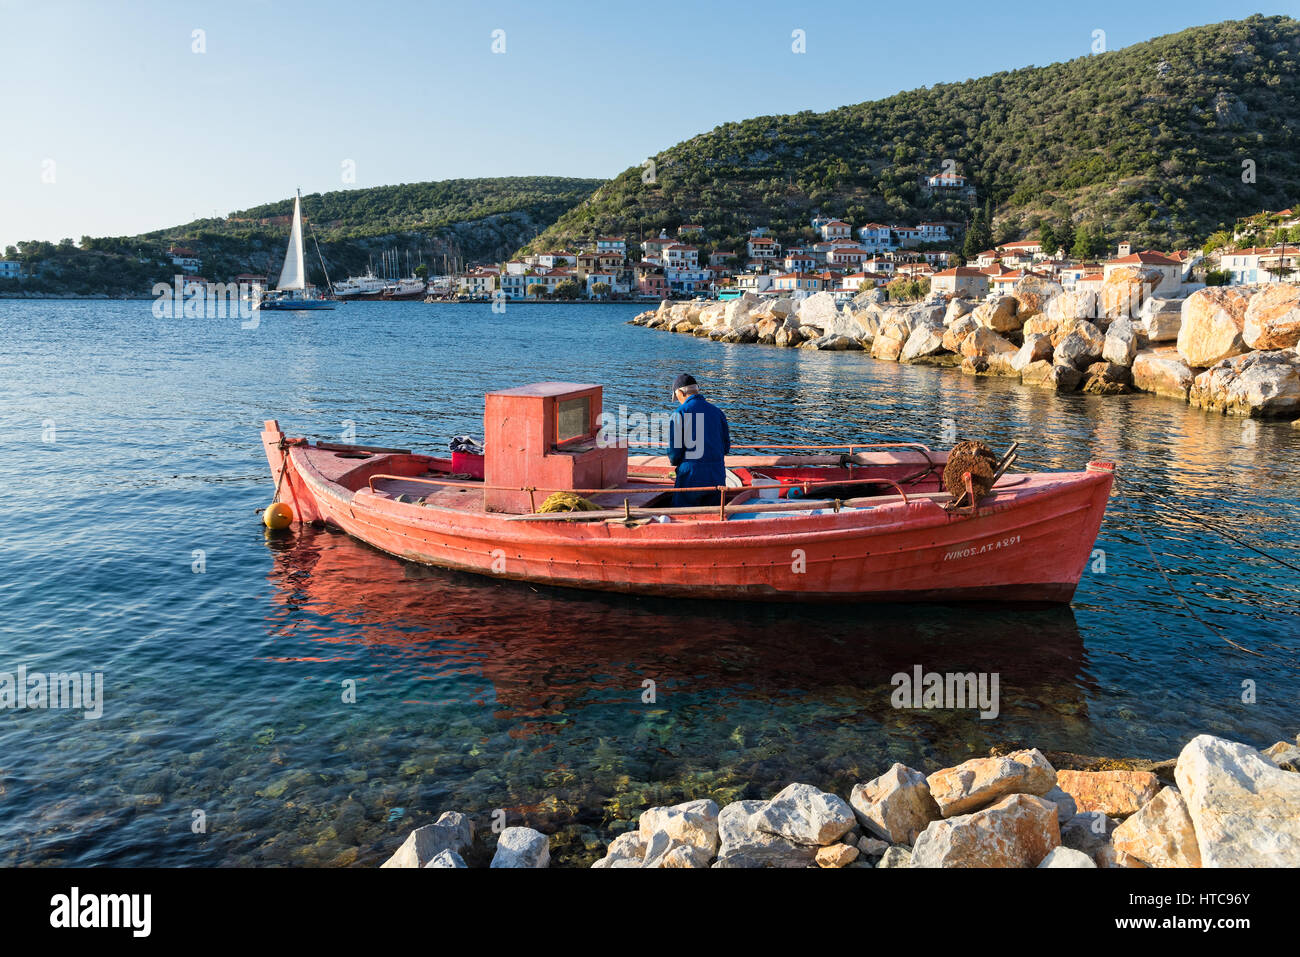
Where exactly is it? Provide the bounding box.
[2,176,604,296]
[523,15,1300,259]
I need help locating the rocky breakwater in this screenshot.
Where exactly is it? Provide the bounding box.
[630,276,1300,423]
[377,731,1299,868]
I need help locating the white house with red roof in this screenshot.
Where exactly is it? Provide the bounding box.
[663,244,699,270]
[746,236,780,259]
[818,219,852,241]
[930,266,989,298]
[856,223,894,251]
[828,245,869,268]
[1103,249,1184,294]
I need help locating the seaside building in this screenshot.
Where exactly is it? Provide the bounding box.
[772,272,824,292]
[930,265,990,298]
[168,247,201,272]
[1102,249,1184,295]
[856,223,894,251]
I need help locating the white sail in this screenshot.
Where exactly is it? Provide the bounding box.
[276,193,306,291]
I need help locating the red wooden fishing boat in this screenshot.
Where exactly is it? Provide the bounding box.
[260,382,1114,603]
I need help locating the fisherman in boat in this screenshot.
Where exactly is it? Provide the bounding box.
[668,374,731,507]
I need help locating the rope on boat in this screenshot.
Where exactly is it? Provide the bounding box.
[536,491,600,513]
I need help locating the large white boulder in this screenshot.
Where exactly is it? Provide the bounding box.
[1132,348,1194,400]
[1243,282,1300,350]
[639,798,719,868]
[751,782,857,846]
[926,749,1057,818]
[849,763,942,844]
[712,800,820,868]
[1188,349,1300,418]
[1177,286,1251,367]
[1175,734,1300,867]
[1111,786,1202,868]
[381,811,474,868]
[911,793,1060,868]
[490,826,551,868]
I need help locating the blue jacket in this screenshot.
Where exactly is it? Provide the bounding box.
[668,394,731,505]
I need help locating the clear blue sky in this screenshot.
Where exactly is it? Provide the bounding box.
[3,0,1298,248]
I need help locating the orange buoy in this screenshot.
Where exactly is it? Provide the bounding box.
[262,502,294,529]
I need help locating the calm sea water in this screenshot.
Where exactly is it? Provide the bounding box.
[1,299,1297,867]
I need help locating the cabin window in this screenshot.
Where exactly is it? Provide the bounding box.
[557,396,592,444]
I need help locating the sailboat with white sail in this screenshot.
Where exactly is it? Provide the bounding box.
[256,190,336,311]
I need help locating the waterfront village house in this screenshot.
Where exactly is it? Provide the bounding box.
[930,265,990,298]
[773,271,824,293]
[974,249,1000,268]
[818,219,852,241]
[585,270,616,296]
[747,236,780,259]
[635,263,669,298]
[504,260,530,276]
[0,261,23,279]
[666,266,712,295]
[897,262,935,280]
[1075,272,1105,295]
[499,274,524,299]
[234,272,268,292]
[642,234,674,264]
[596,251,623,272]
[829,245,869,268]
[997,240,1043,266]
[462,267,498,295]
[508,268,570,298]
[863,257,896,276]
[677,225,704,237]
[893,226,924,249]
[924,170,977,200]
[533,251,575,269]
[1058,263,1101,288]
[917,222,950,243]
[840,271,888,292]
[990,268,1053,297]
[1219,245,1300,285]
[856,223,894,251]
[595,237,626,256]
[1103,250,1184,295]
[576,251,601,274]
[663,244,700,270]
[709,251,735,267]
[735,272,774,293]
[784,250,818,272]
[927,171,966,188]
[168,247,201,272]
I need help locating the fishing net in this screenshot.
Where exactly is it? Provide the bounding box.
[537,491,601,513]
[943,440,999,501]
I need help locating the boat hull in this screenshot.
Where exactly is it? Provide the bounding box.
[262,425,1114,604]
[257,298,336,311]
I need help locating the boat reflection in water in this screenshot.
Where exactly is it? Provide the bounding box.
[264,527,1096,865]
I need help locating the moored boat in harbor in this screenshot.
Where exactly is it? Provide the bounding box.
[260,381,1114,603]
[332,271,387,301]
[255,191,336,311]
